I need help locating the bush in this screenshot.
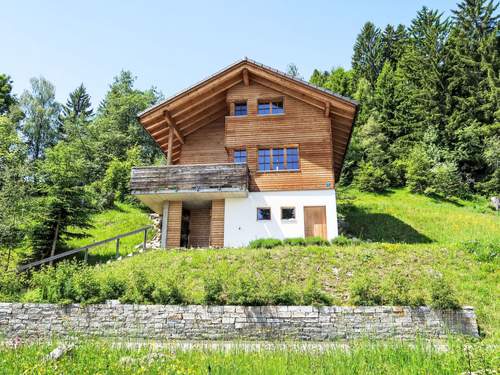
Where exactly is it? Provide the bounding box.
[100,276,127,300]
[249,238,282,249]
[406,145,432,194]
[425,162,464,198]
[460,240,498,263]
[331,235,352,246]
[120,270,155,304]
[203,275,225,305]
[152,280,184,305]
[349,274,382,306]
[305,236,330,246]
[0,272,26,302]
[380,270,425,306]
[302,278,332,306]
[355,162,390,193]
[430,276,460,310]
[283,237,306,246]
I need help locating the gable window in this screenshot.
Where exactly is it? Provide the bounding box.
[234,149,247,164]
[281,207,296,220]
[258,98,284,115]
[234,101,247,116]
[257,207,271,221]
[258,146,299,172]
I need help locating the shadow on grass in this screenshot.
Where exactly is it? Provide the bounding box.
[344,206,432,244]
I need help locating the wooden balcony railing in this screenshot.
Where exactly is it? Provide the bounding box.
[131,163,249,195]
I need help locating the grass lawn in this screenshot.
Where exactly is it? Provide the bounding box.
[66,202,154,262]
[0,338,497,374]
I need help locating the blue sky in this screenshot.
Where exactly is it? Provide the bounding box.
[2,0,459,105]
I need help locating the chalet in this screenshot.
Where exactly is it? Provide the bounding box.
[131,58,358,248]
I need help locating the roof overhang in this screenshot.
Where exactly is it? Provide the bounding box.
[137,58,358,181]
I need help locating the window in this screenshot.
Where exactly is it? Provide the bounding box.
[257,207,271,221]
[234,101,247,116]
[234,149,247,164]
[258,98,284,115]
[258,146,299,172]
[281,207,296,220]
[258,149,271,171]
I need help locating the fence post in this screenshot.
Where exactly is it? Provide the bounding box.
[84,248,88,263]
[116,238,120,259]
[143,228,148,251]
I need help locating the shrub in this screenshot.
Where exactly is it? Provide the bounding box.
[120,270,155,304]
[227,275,269,305]
[430,276,460,310]
[349,274,382,306]
[305,236,330,246]
[303,278,332,306]
[249,238,282,249]
[152,280,184,305]
[355,162,390,193]
[0,272,26,302]
[283,237,306,246]
[203,275,225,305]
[330,235,352,246]
[460,240,498,263]
[71,268,102,304]
[273,287,300,305]
[426,162,464,198]
[100,276,127,300]
[406,145,432,194]
[380,270,425,306]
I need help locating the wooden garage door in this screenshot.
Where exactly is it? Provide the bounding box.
[304,206,327,239]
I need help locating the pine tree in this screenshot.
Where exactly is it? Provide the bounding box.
[309,69,329,87]
[61,83,93,121]
[446,0,499,191]
[352,22,384,88]
[0,74,16,114]
[381,24,408,67]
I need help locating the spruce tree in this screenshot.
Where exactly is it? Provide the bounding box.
[352,22,384,88]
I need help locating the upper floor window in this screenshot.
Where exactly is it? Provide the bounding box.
[258,146,299,172]
[234,149,247,164]
[234,101,247,116]
[258,98,284,115]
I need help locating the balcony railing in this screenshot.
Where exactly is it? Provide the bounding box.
[131,163,249,196]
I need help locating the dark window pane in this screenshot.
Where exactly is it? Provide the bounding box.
[234,149,246,163]
[234,102,247,116]
[272,101,284,114]
[258,102,270,115]
[273,148,285,170]
[258,149,271,171]
[281,207,295,220]
[257,208,271,221]
[286,147,299,170]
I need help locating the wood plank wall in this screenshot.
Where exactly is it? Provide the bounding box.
[166,201,182,248]
[210,200,225,247]
[178,120,228,165]
[225,82,335,192]
[189,208,211,247]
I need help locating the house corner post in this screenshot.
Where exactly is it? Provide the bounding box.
[161,201,169,248]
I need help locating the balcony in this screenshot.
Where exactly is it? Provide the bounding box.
[131,163,249,213]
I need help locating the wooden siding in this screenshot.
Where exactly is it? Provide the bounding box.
[189,208,211,247]
[179,119,228,164]
[210,200,224,247]
[225,82,335,192]
[166,201,182,248]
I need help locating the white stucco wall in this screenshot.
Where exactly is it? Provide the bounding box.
[224,190,338,247]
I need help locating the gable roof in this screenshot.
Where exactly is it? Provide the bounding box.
[138,58,358,181]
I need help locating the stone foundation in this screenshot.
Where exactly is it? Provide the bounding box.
[0,302,478,340]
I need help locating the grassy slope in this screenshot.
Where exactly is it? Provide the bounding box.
[89,188,499,341]
[66,202,153,261]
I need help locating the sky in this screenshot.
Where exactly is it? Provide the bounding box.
[2,0,460,106]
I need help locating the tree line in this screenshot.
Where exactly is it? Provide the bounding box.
[0,72,163,268]
[310,0,498,196]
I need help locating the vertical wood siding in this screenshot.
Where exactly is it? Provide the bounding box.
[210,200,225,247]
[189,207,211,247]
[166,201,182,248]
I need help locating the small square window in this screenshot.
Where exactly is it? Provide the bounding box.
[281,207,296,220]
[234,101,247,116]
[234,149,247,164]
[257,207,271,221]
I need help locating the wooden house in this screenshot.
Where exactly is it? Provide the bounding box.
[131,58,358,248]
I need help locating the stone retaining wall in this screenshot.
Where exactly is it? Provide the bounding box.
[0,302,478,340]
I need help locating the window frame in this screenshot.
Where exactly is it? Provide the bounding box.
[280,207,296,221]
[257,97,285,116]
[257,145,300,173]
[256,207,271,221]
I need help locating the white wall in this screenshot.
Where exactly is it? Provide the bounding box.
[224,190,338,247]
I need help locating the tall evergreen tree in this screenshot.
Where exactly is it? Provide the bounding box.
[309,69,329,87]
[381,24,408,67]
[61,83,93,121]
[19,77,61,161]
[0,74,16,114]
[352,22,384,88]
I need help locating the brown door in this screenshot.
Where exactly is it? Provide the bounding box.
[304,206,327,239]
